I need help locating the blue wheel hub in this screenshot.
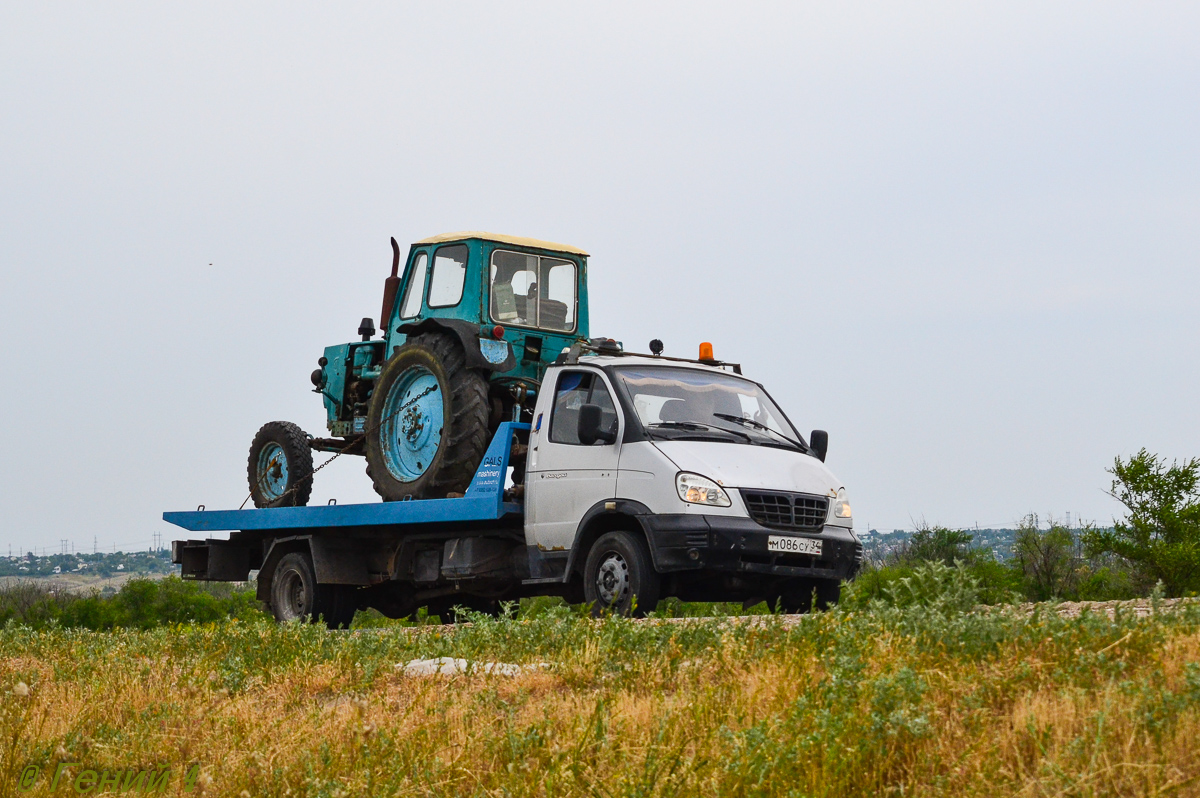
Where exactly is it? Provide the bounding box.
[381,366,444,483]
[256,442,290,501]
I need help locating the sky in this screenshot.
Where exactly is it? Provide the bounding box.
[1,2,1198,554]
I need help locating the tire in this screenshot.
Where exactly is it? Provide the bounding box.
[248,421,313,508]
[313,585,358,630]
[583,531,661,617]
[364,332,489,500]
[270,552,319,623]
[269,551,358,629]
[779,578,841,614]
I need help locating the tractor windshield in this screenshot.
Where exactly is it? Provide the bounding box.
[489,250,576,332]
[611,365,806,450]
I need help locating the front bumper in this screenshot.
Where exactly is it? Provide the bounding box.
[641,514,862,580]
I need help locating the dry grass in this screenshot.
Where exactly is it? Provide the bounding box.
[1,600,1198,797]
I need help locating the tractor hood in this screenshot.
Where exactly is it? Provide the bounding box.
[651,441,842,497]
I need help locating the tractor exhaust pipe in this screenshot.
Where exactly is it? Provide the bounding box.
[379,236,402,334]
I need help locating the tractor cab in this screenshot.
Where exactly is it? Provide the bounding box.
[384,232,590,385]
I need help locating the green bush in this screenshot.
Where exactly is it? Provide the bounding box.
[965,556,1024,604]
[901,525,974,566]
[841,563,914,609]
[1085,449,1200,597]
[1075,563,1139,601]
[843,560,981,613]
[0,577,263,630]
[1011,514,1079,601]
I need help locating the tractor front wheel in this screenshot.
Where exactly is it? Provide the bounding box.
[248,421,313,508]
[364,332,489,500]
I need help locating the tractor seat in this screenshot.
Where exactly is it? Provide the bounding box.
[539,299,570,331]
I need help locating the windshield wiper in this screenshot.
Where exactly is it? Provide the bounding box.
[648,421,752,442]
[712,413,806,451]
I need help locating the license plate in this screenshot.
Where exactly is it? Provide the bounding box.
[767,535,822,556]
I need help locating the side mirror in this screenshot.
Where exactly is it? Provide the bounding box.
[809,429,828,462]
[578,404,617,445]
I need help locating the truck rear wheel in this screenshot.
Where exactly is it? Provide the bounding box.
[583,531,661,617]
[248,421,313,508]
[365,332,489,500]
[269,552,357,629]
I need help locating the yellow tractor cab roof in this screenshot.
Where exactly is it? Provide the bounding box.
[415,231,589,257]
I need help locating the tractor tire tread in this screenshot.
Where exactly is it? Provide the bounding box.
[364,332,490,500]
[248,421,313,508]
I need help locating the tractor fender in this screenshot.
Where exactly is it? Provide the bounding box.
[395,318,516,373]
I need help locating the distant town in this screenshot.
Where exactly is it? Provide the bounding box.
[858,525,1104,564]
[0,549,176,578]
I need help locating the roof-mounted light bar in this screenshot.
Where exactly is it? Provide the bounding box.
[556,338,742,375]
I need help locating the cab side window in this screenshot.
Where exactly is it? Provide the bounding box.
[490,249,577,332]
[428,244,468,308]
[399,253,428,319]
[549,371,618,445]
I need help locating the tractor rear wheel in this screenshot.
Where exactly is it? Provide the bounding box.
[364,332,489,500]
[248,421,313,508]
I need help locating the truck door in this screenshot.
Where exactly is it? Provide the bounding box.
[525,369,621,551]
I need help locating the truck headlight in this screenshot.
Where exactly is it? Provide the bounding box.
[833,488,852,519]
[676,473,731,507]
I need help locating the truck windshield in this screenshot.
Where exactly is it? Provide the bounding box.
[611,366,805,450]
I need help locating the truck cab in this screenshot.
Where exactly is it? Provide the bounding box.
[522,351,861,613]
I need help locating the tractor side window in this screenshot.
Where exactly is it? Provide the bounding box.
[399,253,428,319]
[490,250,577,332]
[549,371,618,445]
[428,244,468,308]
[539,258,576,332]
[490,250,538,326]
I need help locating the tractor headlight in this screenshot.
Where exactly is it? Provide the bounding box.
[676,472,731,507]
[832,488,852,520]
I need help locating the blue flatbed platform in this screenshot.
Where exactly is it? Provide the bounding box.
[164,422,528,534]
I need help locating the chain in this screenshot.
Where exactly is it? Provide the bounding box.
[241,382,439,509]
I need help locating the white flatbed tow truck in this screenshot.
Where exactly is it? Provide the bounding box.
[167,345,862,625]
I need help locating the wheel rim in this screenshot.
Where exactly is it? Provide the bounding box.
[380,365,444,483]
[596,552,630,605]
[277,569,308,621]
[256,442,289,501]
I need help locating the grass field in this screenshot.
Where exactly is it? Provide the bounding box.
[2,595,1199,796]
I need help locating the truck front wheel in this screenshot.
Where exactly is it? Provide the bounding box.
[583,531,661,617]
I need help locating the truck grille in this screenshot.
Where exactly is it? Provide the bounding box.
[741,490,829,532]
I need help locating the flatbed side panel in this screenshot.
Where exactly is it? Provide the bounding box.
[163,423,529,534]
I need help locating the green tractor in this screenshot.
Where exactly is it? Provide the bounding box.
[247,232,590,507]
